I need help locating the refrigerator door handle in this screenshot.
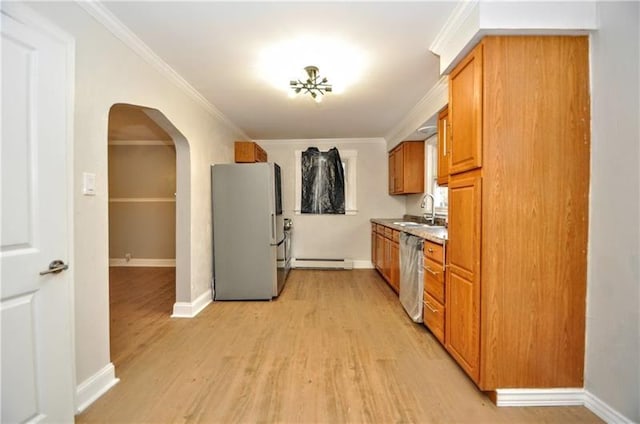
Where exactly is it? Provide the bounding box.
[271,213,275,242]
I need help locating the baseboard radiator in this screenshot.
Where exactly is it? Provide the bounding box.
[292,258,354,270]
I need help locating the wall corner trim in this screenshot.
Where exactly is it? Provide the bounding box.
[495,388,635,423]
[171,289,212,318]
[75,363,119,414]
[75,0,249,139]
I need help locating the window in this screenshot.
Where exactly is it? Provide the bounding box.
[295,149,357,215]
[426,142,448,214]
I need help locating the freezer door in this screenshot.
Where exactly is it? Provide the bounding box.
[212,163,276,300]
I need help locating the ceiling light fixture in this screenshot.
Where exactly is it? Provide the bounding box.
[289,66,332,103]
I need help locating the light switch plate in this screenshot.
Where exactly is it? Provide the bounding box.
[82,172,96,196]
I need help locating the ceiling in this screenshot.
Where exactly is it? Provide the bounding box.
[103,2,457,141]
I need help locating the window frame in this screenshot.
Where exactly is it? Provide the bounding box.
[425,142,448,216]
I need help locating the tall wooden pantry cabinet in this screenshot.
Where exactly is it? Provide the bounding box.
[445,36,590,391]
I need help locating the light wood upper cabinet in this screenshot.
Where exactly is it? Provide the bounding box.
[449,43,483,175]
[437,107,450,185]
[388,155,395,194]
[388,141,424,195]
[445,36,590,391]
[234,141,267,163]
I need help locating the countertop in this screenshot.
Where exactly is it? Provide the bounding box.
[371,218,447,244]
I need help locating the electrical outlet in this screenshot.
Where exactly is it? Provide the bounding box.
[125,253,131,262]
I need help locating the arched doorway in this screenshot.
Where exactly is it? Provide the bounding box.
[106,103,191,366]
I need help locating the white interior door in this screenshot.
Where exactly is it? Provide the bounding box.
[1,6,75,423]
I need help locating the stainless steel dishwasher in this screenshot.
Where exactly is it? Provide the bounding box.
[399,232,424,322]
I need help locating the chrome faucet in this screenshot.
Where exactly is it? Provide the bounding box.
[420,193,436,225]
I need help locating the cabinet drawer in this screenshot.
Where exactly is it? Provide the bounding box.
[424,241,444,264]
[392,230,400,243]
[423,292,445,344]
[384,227,393,239]
[424,258,445,304]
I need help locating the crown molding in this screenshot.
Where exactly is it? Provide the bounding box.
[76,1,250,140]
[384,75,448,150]
[257,137,385,147]
[429,0,597,75]
[429,0,480,57]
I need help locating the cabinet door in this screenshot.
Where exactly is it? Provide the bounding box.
[449,42,483,175]
[383,237,392,282]
[371,225,376,267]
[388,152,395,194]
[437,108,450,185]
[375,233,385,272]
[446,171,481,383]
[391,241,399,293]
[394,146,404,193]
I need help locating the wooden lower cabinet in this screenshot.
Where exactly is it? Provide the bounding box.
[375,232,385,273]
[390,239,399,292]
[423,292,445,343]
[423,241,447,345]
[371,223,400,294]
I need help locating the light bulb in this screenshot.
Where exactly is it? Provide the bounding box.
[314,95,323,104]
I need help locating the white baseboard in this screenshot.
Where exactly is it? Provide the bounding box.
[495,388,634,423]
[584,390,635,424]
[109,258,176,267]
[495,388,585,407]
[171,289,212,318]
[75,363,119,413]
[293,258,353,269]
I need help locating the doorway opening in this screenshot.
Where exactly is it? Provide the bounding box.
[107,103,191,367]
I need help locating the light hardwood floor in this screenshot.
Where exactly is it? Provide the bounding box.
[79,268,601,423]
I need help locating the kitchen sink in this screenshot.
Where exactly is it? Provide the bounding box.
[392,221,423,227]
[392,222,446,230]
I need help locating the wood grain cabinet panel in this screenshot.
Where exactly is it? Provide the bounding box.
[437,107,450,185]
[375,232,385,273]
[372,224,401,295]
[424,241,444,264]
[234,141,267,163]
[423,292,445,344]
[449,43,483,175]
[390,237,399,293]
[424,257,445,304]
[445,36,590,391]
[446,171,482,382]
[388,141,424,195]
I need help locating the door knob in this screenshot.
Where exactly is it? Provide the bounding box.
[39,260,69,275]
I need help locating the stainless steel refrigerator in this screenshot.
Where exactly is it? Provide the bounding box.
[211,163,286,300]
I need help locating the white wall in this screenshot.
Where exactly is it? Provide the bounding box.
[586,2,640,421]
[260,139,405,264]
[26,2,245,389]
